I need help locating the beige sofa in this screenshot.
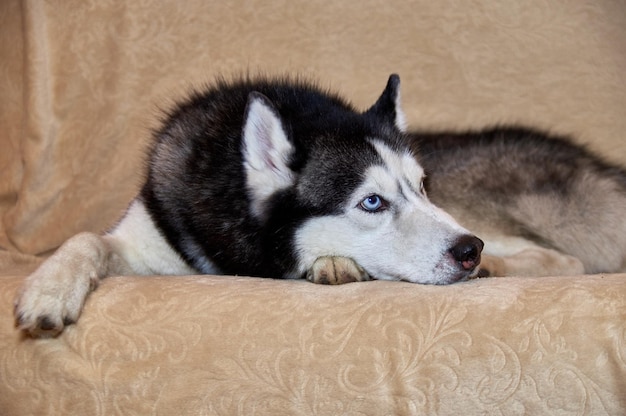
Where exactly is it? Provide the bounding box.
[1,1,625,414]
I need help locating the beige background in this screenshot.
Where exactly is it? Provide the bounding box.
[0,1,625,415]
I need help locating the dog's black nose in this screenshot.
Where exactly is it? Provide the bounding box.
[449,235,484,270]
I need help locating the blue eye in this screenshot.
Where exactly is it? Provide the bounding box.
[359,195,387,212]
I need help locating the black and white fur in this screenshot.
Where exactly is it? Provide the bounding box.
[14,75,483,337]
[14,74,626,339]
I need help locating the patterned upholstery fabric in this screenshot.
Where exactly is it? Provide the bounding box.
[1,1,625,414]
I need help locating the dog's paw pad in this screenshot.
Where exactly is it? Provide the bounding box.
[14,287,78,338]
[37,315,58,331]
[307,256,371,285]
[14,302,71,338]
[14,311,66,338]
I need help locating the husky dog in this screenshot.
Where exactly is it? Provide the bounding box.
[14,74,626,338]
[14,74,483,337]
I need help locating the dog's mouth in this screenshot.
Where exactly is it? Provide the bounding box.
[454,266,483,283]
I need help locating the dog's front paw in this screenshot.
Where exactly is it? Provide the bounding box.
[14,259,98,338]
[306,256,371,284]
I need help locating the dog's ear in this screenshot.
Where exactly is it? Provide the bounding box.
[364,74,407,132]
[242,92,296,219]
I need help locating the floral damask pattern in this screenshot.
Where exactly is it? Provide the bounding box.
[1,0,625,414]
[1,274,624,415]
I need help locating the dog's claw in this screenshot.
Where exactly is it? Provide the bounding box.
[14,309,66,338]
[37,315,57,331]
[307,256,371,284]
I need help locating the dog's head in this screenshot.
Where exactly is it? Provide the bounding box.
[241,74,482,284]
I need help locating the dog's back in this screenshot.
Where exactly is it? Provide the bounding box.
[411,127,626,274]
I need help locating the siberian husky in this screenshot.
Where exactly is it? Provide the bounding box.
[14,74,626,338]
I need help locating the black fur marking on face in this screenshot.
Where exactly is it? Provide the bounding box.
[140,74,408,279]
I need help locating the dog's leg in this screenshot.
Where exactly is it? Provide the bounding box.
[13,232,133,338]
[14,200,199,337]
[306,256,371,284]
[478,247,585,277]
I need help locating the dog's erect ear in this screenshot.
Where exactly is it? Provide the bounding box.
[364,74,407,132]
[242,92,296,219]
